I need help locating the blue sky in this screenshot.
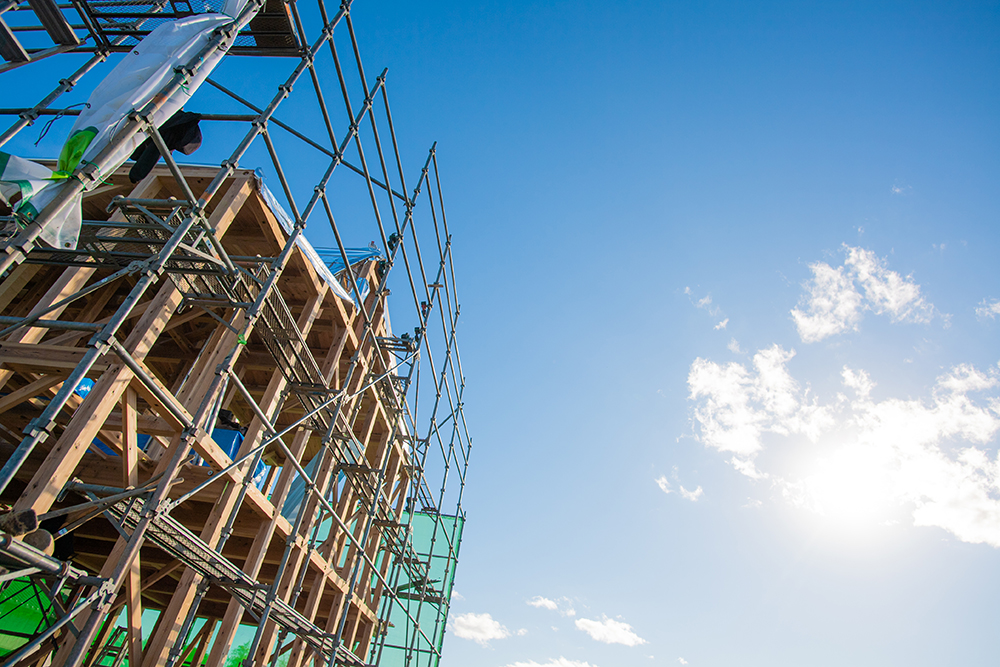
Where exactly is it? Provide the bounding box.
[6,1,1000,666]
[372,2,1000,666]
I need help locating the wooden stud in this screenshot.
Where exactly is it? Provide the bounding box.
[122,387,144,667]
[1,169,417,667]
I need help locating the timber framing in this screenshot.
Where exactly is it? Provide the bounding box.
[0,3,471,665]
[0,158,468,667]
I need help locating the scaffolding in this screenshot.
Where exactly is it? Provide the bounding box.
[0,1,472,666]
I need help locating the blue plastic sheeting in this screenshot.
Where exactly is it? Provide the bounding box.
[280,454,345,527]
[73,378,95,398]
[313,247,383,275]
[213,429,270,490]
[280,453,320,522]
[313,247,381,304]
[136,430,270,490]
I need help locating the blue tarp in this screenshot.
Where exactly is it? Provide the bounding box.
[254,172,382,308]
[313,247,381,304]
[212,429,270,490]
[313,247,383,275]
[73,378,95,398]
[280,453,345,545]
[136,429,270,490]
[254,177,358,304]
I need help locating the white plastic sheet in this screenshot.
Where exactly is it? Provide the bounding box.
[1,1,253,249]
[255,176,356,304]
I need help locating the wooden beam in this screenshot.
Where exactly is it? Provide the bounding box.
[46,299,153,348]
[0,18,28,65]
[26,0,80,46]
[188,618,217,667]
[14,281,182,515]
[0,266,96,391]
[0,341,111,373]
[0,374,64,414]
[122,388,143,667]
[175,616,215,667]
[204,429,311,667]
[0,263,41,313]
[105,559,183,618]
[147,291,325,667]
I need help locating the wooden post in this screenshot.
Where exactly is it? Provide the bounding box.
[203,429,311,667]
[142,293,325,667]
[122,387,143,667]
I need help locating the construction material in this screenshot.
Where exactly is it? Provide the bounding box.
[0,2,471,666]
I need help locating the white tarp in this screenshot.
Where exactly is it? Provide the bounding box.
[255,176,356,305]
[0,0,253,249]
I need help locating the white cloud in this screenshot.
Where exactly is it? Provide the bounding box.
[847,247,933,321]
[688,345,832,459]
[728,338,744,354]
[451,590,464,601]
[715,318,729,330]
[687,290,721,317]
[791,246,935,343]
[501,659,598,667]
[791,261,863,342]
[575,616,646,646]
[528,595,575,617]
[891,183,912,195]
[449,612,510,646]
[527,596,558,611]
[689,350,1000,546]
[976,299,1000,320]
[679,485,704,501]
[657,472,702,501]
[517,628,528,636]
[678,659,689,665]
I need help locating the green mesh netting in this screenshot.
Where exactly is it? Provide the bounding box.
[0,577,65,657]
[374,511,464,667]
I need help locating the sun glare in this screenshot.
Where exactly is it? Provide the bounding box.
[801,441,897,530]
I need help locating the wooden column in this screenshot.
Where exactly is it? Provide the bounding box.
[203,429,311,667]
[142,293,324,667]
[122,387,143,667]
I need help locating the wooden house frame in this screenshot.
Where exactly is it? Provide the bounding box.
[0,4,471,662]
[0,151,467,667]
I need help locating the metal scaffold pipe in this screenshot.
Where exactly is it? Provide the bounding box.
[0,0,472,664]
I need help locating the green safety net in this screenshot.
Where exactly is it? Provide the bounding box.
[0,577,66,657]
[374,511,464,667]
[0,510,464,665]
